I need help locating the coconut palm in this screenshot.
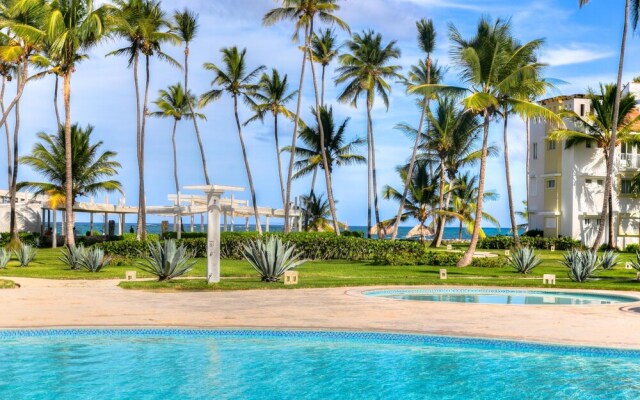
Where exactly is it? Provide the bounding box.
[263,0,349,234]
[549,84,640,248]
[310,28,340,104]
[109,0,180,240]
[173,8,209,186]
[46,0,110,246]
[150,83,205,239]
[245,69,297,206]
[301,193,333,232]
[336,30,402,238]
[579,0,640,250]
[283,106,366,196]
[451,172,499,240]
[200,47,265,234]
[18,124,122,206]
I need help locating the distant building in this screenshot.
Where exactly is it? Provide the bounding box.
[528,82,640,248]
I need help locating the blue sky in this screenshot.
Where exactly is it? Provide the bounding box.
[7,0,640,227]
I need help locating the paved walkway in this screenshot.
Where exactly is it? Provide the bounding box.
[2,278,640,349]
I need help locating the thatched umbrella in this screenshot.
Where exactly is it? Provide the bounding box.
[369,223,397,238]
[406,224,434,241]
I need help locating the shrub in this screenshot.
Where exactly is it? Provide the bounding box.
[624,244,640,253]
[13,244,36,267]
[80,247,111,272]
[560,250,600,282]
[373,251,417,266]
[600,250,619,271]
[0,232,40,248]
[0,248,9,269]
[478,235,581,251]
[59,245,87,270]
[508,247,541,274]
[470,257,506,268]
[137,239,197,281]
[373,250,461,266]
[243,237,306,282]
[162,232,207,240]
[342,231,364,238]
[524,229,544,237]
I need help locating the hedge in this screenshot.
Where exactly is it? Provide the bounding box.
[0,232,40,247]
[477,235,581,250]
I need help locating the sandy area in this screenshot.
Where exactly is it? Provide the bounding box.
[2,278,640,349]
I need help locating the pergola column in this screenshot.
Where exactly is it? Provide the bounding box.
[223,211,228,232]
[104,212,108,236]
[200,213,204,233]
[245,217,249,231]
[89,212,94,234]
[265,216,270,232]
[52,210,57,248]
[190,214,194,233]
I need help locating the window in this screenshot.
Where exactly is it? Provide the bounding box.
[547,141,556,150]
[597,179,604,186]
[621,179,633,194]
[532,143,538,160]
[547,179,556,189]
[585,219,591,226]
[580,104,586,117]
[585,179,593,185]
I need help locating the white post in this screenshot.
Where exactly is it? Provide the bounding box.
[121,214,126,235]
[200,213,204,233]
[223,211,228,232]
[52,209,57,248]
[207,192,221,283]
[104,212,108,236]
[190,214,194,233]
[266,216,270,232]
[230,195,235,232]
[89,212,94,234]
[118,214,123,236]
[245,217,249,231]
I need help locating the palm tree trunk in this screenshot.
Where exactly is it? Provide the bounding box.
[368,100,381,237]
[431,159,447,247]
[525,116,530,207]
[274,113,285,205]
[63,71,74,247]
[608,190,614,248]
[172,119,181,240]
[9,71,20,245]
[54,75,61,128]
[184,43,210,185]
[310,166,318,196]
[458,220,463,240]
[458,110,490,267]
[137,54,151,241]
[2,76,11,191]
[366,111,372,239]
[321,64,326,106]
[308,20,339,234]
[233,95,262,234]
[283,24,310,234]
[503,109,520,247]
[591,0,630,251]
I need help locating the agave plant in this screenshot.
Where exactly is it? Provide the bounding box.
[560,250,601,282]
[80,247,111,273]
[59,245,87,270]
[13,244,37,267]
[628,251,640,272]
[243,237,306,282]
[0,248,10,269]
[508,247,541,274]
[137,240,197,281]
[600,250,619,271]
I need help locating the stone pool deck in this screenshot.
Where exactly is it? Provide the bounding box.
[2,278,640,349]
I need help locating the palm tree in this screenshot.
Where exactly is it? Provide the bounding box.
[336,30,402,238]
[245,69,297,206]
[150,83,205,240]
[109,0,180,240]
[550,84,640,248]
[283,106,366,196]
[579,0,640,250]
[451,172,499,240]
[173,8,210,186]
[301,193,334,232]
[263,0,349,234]
[311,28,340,104]
[391,19,436,241]
[46,0,110,246]
[200,47,265,234]
[18,124,122,207]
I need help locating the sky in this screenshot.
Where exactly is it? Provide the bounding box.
[6,0,640,228]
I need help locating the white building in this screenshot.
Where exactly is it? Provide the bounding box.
[528,82,640,248]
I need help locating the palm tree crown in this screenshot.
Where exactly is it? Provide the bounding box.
[151,83,204,122]
[262,0,349,41]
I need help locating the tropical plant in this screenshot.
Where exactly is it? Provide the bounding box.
[310,28,340,104]
[173,8,210,185]
[0,248,10,269]
[137,239,196,281]
[245,69,297,205]
[109,0,180,240]
[600,250,619,271]
[263,0,349,234]
[242,236,306,282]
[18,124,123,207]
[629,251,640,271]
[560,249,601,282]
[14,244,36,267]
[301,193,334,232]
[336,30,402,237]
[150,83,205,239]
[79,247,111,272]
[283,106,365,197]
[200,47,264,233]
[59,244,87,270]
[450,172,500,240]
[508,247,541,274]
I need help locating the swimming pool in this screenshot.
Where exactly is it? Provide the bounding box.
[1,329,639,399]
[363,288,640,305]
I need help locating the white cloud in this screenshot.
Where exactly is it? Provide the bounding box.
[541,45,614,67]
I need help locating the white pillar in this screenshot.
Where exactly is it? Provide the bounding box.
[266,216,270,232]
[118,214,123,236]
[230,195,235,232]
[89,212,94,234]
[104,213,108,236]
[52,210,57,248]
[200,213,204,233]
[223,211,228,232]
[245,217,249,231]
[190,214,194,233]
[207,192,221,283]
[121,214,126,235]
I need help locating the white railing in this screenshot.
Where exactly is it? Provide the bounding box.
[619,154,638,169]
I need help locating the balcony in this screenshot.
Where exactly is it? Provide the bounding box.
[619,154,639,170]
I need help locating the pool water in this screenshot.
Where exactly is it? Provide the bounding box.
[363,288,639,305]
[1,329,639,399]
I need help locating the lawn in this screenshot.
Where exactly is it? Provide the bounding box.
[1,248,640,292]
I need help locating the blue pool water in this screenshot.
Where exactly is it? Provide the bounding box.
[364,288,640,305]
[0,329,639,399]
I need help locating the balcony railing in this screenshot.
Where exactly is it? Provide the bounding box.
[619,154,639,170]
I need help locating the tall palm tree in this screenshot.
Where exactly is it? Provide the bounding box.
[310,28,340,105]
[18,124,122,206]
[150,83,205,239]
[391,19,436,241]
[46,0,110,246]
[200,47,265,234]
[173,8,209,186]
[451,172,499,240]
[283,106,366,196]
[109,0,180,240]
[263,0,349,234]
[579,0,640,250]
[550,84,640,248]
[301,193,334,232]
[245,69,297,206]
[336,30,402,238]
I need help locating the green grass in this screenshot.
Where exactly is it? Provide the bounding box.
[2,248,640,292]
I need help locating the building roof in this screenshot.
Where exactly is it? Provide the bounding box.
[539,94,589,105]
